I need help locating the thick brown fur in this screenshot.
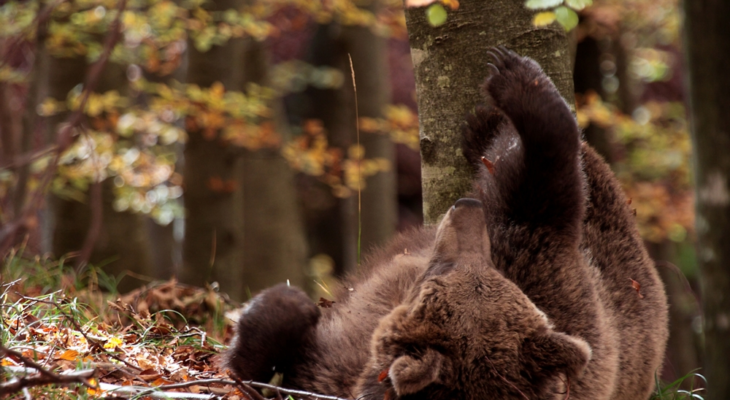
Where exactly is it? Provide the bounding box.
[225,48,668,400]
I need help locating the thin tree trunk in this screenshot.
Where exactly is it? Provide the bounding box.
[405,0,575,224]
[683,1,730,398]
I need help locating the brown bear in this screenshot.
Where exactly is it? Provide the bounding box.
[225,48,668,400]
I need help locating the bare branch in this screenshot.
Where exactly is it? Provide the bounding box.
[0,0,128,257]
[0,345,96,397]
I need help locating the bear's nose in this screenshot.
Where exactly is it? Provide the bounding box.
[453,198,483,209]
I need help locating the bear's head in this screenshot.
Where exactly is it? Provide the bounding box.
[357,198,592,399]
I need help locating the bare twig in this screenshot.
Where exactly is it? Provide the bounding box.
[237,378,353,400]
[0,144,58,169]
[0,0,64,69]
[0,345,96,397]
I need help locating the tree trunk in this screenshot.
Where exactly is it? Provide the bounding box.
[300,24,357,276]
[301,14,396,274]
[405,0,575,224]
[235,37,309,294]
[683,1,730,398]
[341,9,397,259]
[180,16,245,296]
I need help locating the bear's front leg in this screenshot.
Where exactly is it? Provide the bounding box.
[224,284,320,383]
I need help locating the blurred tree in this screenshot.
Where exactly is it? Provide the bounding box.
[684,0,730,398]
[301,1,396,275]
[236,35,308,294]
[180,0,246,297]
[405,0,575,224]
[48,59,154,293]
[343,1,397,262]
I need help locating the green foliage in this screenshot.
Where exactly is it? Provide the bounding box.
[564,0,592,11]
[525,0,563,10]
[553,6,578,31]
[651,370,706,400]
[426,3,447,27]
[525,0,590,31]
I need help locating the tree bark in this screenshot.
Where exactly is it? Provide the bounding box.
[405,0,575,224]
[683,1,730,398]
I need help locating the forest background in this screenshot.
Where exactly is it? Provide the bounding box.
[0,0,725,398]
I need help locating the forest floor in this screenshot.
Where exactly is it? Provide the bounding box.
[0,246,274,400]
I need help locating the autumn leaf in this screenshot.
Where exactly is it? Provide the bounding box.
[104,336,123,350]
[57,349,79,361]
[378,368,390,382]
[629,278,645,299]
[317,297,335,308]
[532,11,557,27]
[481,157,496,175]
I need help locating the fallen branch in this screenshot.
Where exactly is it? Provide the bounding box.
[0,345,96,397]
[111,377,354,400]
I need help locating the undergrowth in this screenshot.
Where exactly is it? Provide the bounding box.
[651,370,706,400]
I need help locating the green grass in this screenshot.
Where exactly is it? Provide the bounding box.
[651,369,706,400]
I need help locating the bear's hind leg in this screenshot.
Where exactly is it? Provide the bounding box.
[483,47,584,234]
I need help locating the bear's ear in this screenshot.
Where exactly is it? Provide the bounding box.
[521,330,592,380]
[389,348,445,396]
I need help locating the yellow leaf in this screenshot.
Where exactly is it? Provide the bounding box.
[348,144,365,160]
[533,11,556,27]
[86,378,100,395]
[104,337,123,350]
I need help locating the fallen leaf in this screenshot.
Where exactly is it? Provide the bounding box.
[481,157,496,175]
[318,298,335,308]
[57,349,79,361]
[629,278,644,299]
[378,368,389,382]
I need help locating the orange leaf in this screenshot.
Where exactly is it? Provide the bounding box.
[481,156,496,175]
[629,278,644,299]
[57,349,79,361]
[378,368,389,382]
